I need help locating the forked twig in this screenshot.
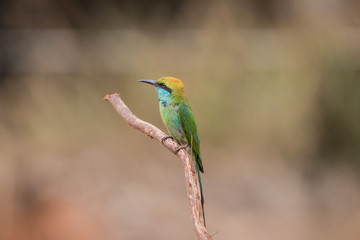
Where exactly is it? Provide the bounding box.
[104,93,211,240]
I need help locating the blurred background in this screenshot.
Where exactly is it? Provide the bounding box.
[1,0,360,239]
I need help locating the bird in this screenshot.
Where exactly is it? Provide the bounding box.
[139,76,205,225]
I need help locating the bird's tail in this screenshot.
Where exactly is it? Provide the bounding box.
[196,162,206,227]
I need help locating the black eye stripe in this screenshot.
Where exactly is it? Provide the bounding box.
[158,83,172,93]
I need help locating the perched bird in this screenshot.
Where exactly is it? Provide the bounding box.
[139,76,205,225]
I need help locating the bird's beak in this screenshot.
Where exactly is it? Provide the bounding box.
[138,79,157,86]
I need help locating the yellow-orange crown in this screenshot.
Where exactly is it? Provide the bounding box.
[157,76,185,92]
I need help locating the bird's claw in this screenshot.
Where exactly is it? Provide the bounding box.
[175,144,189,153]
[161,135,174,144]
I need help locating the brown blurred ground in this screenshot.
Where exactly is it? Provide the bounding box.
[1,1,360,240]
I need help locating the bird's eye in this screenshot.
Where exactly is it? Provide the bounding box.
[161,83,166,87]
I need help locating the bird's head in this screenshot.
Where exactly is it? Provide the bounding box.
[139,76,186,99]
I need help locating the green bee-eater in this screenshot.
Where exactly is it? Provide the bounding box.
[139,76,205,225]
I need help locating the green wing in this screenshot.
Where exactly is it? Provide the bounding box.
[179,102,203,173]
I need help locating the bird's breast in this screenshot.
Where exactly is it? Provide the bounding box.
[159,103,187,144]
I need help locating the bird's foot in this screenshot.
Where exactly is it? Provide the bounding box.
[175,144,190,153]
[161,135,174,144]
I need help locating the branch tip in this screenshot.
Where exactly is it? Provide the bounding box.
[103,95,110,101]
[104,93,120,101]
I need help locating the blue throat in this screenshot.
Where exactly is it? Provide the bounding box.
[156,87,172,107]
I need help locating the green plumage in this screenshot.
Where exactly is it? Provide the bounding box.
[139,76,206,225]
[178,102,203,173]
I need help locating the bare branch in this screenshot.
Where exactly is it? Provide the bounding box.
[104,93,212,240]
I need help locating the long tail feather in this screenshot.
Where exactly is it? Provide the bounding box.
[196,162,206,227]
